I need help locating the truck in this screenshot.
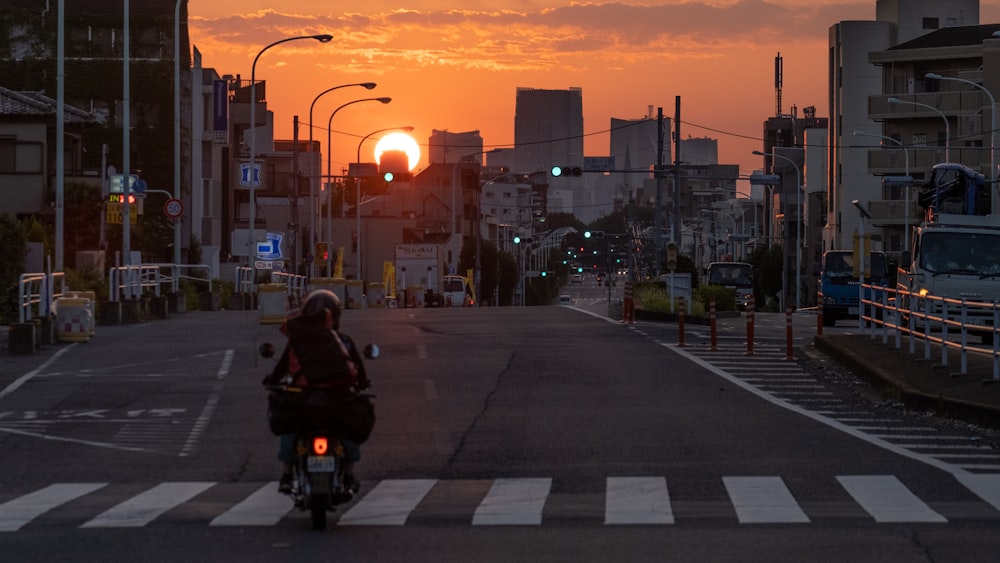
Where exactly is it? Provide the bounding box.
[897,163,1000,344]
[441,275,473,307]
[393,244,474,307]
[819,250,889,327]
[705,261,754,310]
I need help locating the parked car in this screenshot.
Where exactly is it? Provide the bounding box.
[559,294,572,304]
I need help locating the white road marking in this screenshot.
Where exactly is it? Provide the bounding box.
[723,476,810,524]
[0,483,106,532]
[209,483,291,526]
[472,478,551,525]
[604,477,674,524]
[81,482,215,528]
[837,475,946,523]
[338,479,437,526]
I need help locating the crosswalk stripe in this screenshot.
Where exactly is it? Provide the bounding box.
[0,483,107,532]
[338,479,437,526]
[955,474,1000,511]
[723,476,810,523]
[837,475,947,523]
[209,482,290,526]
[472,478,551,525]
[81,482,215,528]
[604,477,674,524]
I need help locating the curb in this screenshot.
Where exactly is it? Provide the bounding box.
[813,334,1000,429]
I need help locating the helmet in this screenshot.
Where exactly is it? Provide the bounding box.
[300,289,342,327]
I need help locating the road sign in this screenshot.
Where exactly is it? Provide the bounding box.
[109,174,139,194]
[349,162,379,178]
[106,201,138,225]
[164,198,184,219]
[240,162,262,187]
[583,157,615,172]
[255,232,284,261]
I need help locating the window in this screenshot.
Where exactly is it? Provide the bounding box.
[0,139,42,174]
[922,17,939,29]
[0,139,14,173]
[912,133,927,147]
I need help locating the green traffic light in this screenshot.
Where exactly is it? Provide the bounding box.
[551,166,563,177]
[383,171,394,182]
[513,236,521,244]
[584,231,591,239]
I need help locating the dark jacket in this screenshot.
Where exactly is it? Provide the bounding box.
[264,310,368,392]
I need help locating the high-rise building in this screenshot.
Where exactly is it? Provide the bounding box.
[514,87,584,216]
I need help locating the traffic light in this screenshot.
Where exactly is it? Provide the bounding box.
[315,242,329,261]
[551,166,582,177]
[383,171,413,183]
[514,236,533,245]
[584,230,604,239]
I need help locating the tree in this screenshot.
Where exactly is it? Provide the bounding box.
[0,214,28,323]
[747,244,784,310]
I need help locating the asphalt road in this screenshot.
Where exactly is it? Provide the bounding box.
[2,289,1000,562]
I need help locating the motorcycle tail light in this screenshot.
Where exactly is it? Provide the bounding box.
[313,437,328,455]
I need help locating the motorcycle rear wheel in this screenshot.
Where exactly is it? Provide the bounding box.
[309,494,327,530]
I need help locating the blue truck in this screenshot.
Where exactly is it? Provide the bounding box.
[819,250,888,327]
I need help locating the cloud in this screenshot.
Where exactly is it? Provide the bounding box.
[189,1,871,73]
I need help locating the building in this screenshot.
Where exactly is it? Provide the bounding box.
[865,23,1000,251]
[514,87,586,218]
[0,0,194,271]
[0,87,97,216]
[428,130,484,165]
[828,0,980,255]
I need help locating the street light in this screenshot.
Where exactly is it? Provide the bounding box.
[323,97,392,276]
[248,33,332,270]
[754,150,802,311]
[307,82,377,276]
[887,96,950,162]
[853,129,913,249]
[925,72,997,212]
[355,126,414,285]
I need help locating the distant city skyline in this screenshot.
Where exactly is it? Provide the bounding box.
[188,1,1000,178]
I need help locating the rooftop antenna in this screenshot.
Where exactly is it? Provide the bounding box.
[775,52,783,117]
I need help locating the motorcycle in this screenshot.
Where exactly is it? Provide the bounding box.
[260,341,378,530]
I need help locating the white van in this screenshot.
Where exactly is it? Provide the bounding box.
[441,275,472,307]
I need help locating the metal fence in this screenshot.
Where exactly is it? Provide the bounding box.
[107,264,213,301]
[861,282,1000,380]
[17,272,65,323]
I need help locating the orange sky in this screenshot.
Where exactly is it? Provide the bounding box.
[188,1,1000,181]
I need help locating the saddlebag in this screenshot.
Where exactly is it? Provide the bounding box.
[267,389,375,444]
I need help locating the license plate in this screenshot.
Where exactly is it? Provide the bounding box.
[848,307,858,315]
[307,456,336,473]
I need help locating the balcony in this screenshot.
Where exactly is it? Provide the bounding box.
[869,199,921,226]
[866,146,990,175]
[868,91,987,120]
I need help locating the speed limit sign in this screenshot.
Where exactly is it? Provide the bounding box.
[164,198,184,219]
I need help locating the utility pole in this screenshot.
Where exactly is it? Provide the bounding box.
[673,96,682,258]
[654,107,664,277]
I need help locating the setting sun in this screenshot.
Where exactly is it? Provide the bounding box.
[374,132,421,172]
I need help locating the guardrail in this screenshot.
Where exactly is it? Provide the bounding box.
[270,271,308,297]
[108,264,213,302]
[860,282,1000,380]
[18,272,65,323]
[236,266,255,294]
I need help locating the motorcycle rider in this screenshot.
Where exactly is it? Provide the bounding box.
[263,289,370,494]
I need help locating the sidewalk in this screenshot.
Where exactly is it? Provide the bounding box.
[813,333,1000,428]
